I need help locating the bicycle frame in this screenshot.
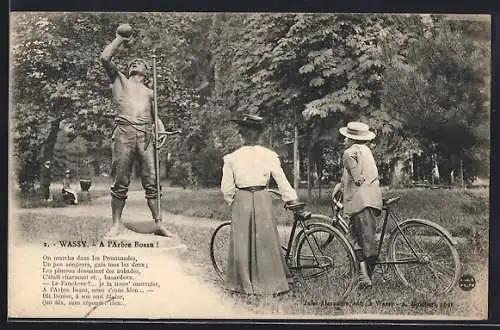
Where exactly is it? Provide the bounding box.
[283,210,331,271]
[328,193,424,268]
[264,189,459,296]
[329,194,349,234]
[374,206,422,266]
[269,188,349,234]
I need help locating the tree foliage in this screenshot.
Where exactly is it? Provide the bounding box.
[10,13,490,192]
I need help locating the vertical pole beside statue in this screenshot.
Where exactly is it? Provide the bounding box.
[152,49,162,223]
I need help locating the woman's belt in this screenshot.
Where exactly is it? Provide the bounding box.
[238,186,266,192]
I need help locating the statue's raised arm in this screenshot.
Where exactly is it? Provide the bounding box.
[99,24,134,81]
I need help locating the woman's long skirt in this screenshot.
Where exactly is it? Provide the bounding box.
[226,189,290,295]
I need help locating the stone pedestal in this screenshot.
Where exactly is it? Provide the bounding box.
[103,224,187,256]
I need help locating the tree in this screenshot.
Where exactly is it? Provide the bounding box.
[12,13,490,192]
[379,15,490,183]
[11,13,117,191]
[224,14,389,197]
[11,12,204,191]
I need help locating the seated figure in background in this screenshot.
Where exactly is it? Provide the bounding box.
[62,170,78,205]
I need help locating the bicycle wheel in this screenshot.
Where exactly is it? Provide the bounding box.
[294,224,357,301]
[209,221,231,281]
[291,216,341,254]
[388,219,461,296]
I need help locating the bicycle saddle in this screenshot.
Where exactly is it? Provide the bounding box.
[382,196,401,207]
[285,202,306,212]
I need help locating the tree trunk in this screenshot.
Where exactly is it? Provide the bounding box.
[38,118,61,199]
[268,117,274,148]
[92,160,100,176]
[40,118,62,171]
[317,159,322,200]
[307,147,312,202]
[390,159,404,187]
[460,159,464,188]
[312,142,322,200]
[293,123,300,190]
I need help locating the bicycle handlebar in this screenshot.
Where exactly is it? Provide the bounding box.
[267,188,281,198]
[160,130,182,135]
[267,188,341,210]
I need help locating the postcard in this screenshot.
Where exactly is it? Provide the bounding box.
[8,11,490,320]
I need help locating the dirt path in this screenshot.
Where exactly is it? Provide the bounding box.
[11,192,254,318]
[15,191,221,229]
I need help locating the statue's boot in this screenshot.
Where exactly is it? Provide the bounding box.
[147,198,177,238]
[104,197,127,237]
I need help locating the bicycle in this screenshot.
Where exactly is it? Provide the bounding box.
[209,190,358,301]
[305,188,462,296]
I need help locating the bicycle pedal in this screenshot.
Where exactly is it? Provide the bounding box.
[356,281,373,290]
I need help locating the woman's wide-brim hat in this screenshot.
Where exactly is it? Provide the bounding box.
[339,121,376,141]
[231,114,264,129]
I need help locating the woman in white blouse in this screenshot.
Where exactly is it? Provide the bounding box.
[221,114,299,296]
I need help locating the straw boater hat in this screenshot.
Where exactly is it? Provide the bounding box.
[339,122,376,141]
[230,114,264,130]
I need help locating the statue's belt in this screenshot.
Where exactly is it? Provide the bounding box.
[114,118,153,150]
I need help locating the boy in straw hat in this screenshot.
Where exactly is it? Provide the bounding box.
[221,114,299,295]
[336,121,382,287]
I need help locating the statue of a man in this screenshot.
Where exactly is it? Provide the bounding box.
[100,24,174,238]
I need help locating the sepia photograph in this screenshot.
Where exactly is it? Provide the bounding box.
[8,12,491,320]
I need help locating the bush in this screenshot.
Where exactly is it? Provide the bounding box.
[461,189,489,214]
[16,159,40,194]
[169,146,224,188]
[191,146,223,187]
[169,160,196,188]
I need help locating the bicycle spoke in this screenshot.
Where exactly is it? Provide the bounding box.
[393,258,420,264]
[405,228,427,254]
[428,261,456,278]
[394,250,416,256]
[429,241,453,258]
[390,222,460,296]
[427,264,452,283]
[402,263,422,272]
[425,264,451,288]
[427,236,445,255]
[394,253,421,262]
[295,225,356,301]
[395,232,421,257]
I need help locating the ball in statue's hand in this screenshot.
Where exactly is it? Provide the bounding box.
[116,24,133,38]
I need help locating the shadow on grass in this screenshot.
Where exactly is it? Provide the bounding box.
[14,213,109,244]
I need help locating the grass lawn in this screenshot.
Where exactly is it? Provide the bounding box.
[170,219,488,318]
[13,176,142,209]
[157,186,489,249]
